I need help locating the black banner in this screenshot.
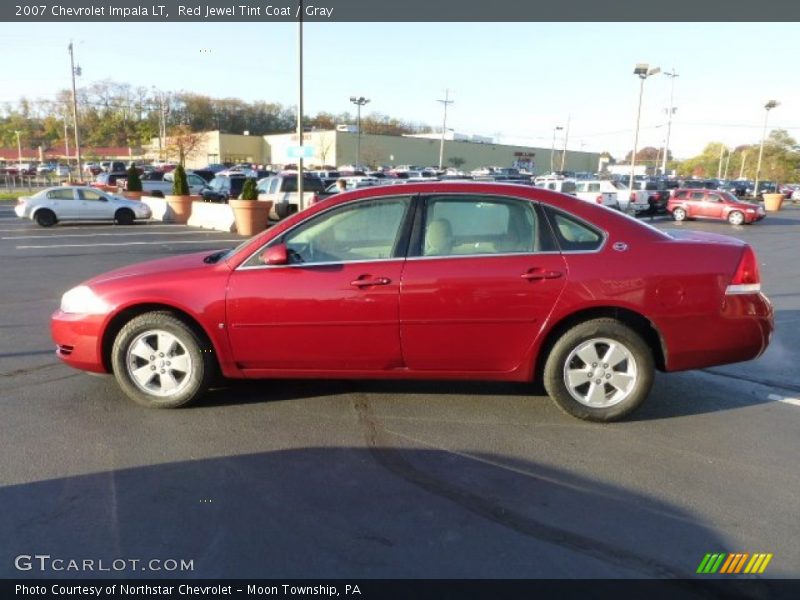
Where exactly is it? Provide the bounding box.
[5,579,800,600]
[0,0,798,22]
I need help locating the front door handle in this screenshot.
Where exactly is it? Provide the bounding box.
[351,276,392,288]
[521,268,563,281]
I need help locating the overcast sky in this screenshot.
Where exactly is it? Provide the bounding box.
[1,21,797,159]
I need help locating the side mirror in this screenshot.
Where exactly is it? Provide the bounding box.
[260,243,289,266]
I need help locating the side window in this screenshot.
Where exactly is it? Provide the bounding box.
[250,197,411,266]
[588,183,600,192]
[46,189,75,200]
[707,194,722,203]
[546,208,604,252]
[691,192,705,201]
[422,196,539,257]
[268,178,280,194]
[78,189,106,201]
[576,183,586,193]
[675,191,688,199]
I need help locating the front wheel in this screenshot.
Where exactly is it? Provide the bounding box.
[727,210,745,226]
[672,207,687,221]
[111,312,216,408]
[115,208,135,225]
[543,319,654,422]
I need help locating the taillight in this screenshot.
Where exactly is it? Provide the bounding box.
[726,245,761,295]
[596,195,603,204]
[630,193,636,201]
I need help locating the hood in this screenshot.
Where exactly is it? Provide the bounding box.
[661,229,745,245]
[87,249,231,286]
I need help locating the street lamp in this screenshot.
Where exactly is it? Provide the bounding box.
[350,96,370,168]
[754,100,779,198]
[437,89,454,170]
[629,63,660,192]
[661,68,678,175]
[68,41,83,179]
[550,126,563,173]
[15,130,22,171]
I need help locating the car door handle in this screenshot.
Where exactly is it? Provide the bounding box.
[351,276,392,288]
[521,269,563,281]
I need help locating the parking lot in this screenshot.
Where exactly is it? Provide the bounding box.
[1,200,798,580]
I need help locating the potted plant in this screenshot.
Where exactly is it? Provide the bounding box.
[230,177,272,236]
[165,165,194,224]
[124,165,143,200]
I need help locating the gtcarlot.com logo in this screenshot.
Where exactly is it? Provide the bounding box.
[696,552,773,574]
[14,554,194,573]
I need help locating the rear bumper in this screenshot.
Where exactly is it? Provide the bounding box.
[662,293,773,372]
[51,310,109,374]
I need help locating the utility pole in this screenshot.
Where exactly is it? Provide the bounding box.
[723,148,732,180]
[739,151,747,179]
[297,1,304,203]
[550,126,563,173]
[15,130,22,170]
[437,89,454,170]
[68,41,82,179]
[717,145,725,179]
[754,100,779,198]
[559,114,571,172]
[661,68,678,176]
[350,96,370,168]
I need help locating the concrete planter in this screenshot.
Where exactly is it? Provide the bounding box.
[165,195,194,224]
[123,191,143,200]
[230,199,272,236]
[763,193,784,212]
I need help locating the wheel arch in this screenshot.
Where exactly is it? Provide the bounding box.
[101,303,220,374]
[532,306,667,382]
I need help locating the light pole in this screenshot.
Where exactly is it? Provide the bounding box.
[661,69,678,176]
[560,115,571,172]
[68,41,83,179]
[15,130,22,171]
[754,100,779,198]
[437,89,454,170]
[350,96,369,168]
[550,126,563,173]
[630,63,660,192]
[297,3,304,200]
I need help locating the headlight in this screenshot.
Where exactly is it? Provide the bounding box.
[60,285,111,315]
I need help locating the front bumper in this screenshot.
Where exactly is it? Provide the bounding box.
[51,310,109,374]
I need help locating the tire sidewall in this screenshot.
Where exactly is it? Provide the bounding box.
[728,211,744,225]
[116,208,135,225]
[35,209,56,227]
[673,207,686,221]
[543,319,654,422]
[111,312,211,408]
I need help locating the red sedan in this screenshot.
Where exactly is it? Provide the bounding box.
[51,182,773,421]
[668,188,766,225]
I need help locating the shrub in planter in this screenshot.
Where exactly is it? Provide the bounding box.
[166,165,193,224]
[231,177,271,236]
[172,165,190,197]
[125,165,143,199]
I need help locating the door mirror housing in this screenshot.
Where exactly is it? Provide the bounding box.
[261,243,289,266]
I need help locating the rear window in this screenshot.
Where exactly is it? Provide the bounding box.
[282,177,325,192]
[544,208,604,252]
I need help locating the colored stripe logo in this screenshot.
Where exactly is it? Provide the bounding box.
[697,553,773,574]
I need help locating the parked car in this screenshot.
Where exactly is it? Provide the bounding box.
[15,186,151,227]
[255,173,328,219]
[200,174,248,203]
[50,182,772,422]
[83,163,103,176]
[668,189,766,225]
[90,171,129,188]
[125,171,207,197]
[572,180,623,210]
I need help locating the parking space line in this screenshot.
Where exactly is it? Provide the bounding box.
[767,394,800,407]
[4,231,230,240]
[0,223,179,232]
[16,239,242,249]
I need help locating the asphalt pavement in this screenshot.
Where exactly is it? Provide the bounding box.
[0,201,798,580]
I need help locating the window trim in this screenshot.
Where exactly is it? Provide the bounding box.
[541,205,608,254]
[236,194,419,271]
[408,192,558,259]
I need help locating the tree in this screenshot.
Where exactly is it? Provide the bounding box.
[165,125,205,166]
[448,157,466,169]
[171,164,189,196]
[126,164,142,192]
[240,177,258,200]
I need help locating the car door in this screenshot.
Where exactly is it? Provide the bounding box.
[225,195,414,372]
[77,188,113,219]
[399,194,567,373]
[687,191,706,217]
[44,187,79,218]
[703,192,725,219]
[186,174,206,195]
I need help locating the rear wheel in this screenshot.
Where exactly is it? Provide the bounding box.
[115,208,135,225]
[728,210,745,226]
[672,207,687,221]
[34,209,57,227]
[543,319,654,422]
[111,312,216,408]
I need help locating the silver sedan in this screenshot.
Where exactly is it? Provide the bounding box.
[14,186,152,227]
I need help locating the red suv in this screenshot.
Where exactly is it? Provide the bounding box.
[668,189,766,225]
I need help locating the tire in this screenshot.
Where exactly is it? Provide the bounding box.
[34,209,57,227]
[727,210,744,226]
[111,311,216,408]
[543,319,654,422]
[115,208,135,225]
[672,207,687,222]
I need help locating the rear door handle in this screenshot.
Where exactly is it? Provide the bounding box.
[351,276,392,288]
[521,269,563,281]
